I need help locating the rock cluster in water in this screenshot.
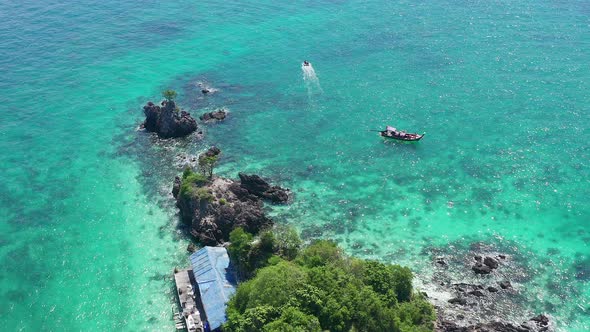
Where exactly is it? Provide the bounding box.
[142,100,198,138]
[428,249,553,332]
[172,148,290,245]
[200,109,227,122]
[472,255,501,274]
[436,314,551,332]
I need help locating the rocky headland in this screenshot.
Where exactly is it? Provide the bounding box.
[172,147,290,245]
[142,100,198,138]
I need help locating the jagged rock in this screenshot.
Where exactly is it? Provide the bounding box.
[174,168,290,245]
[238,173,271,193]
[142,100,198,138]
[487,286,499,292]
[172,176,181,197]
[175,176,273,245]
[484,256,499,269]
[201,89,210,94]
[498,254,507,259]
[238,173,291,203]
[199,146,221,160]
[472,263,492,274]
[500,281,513,289]
[200,109,227,122]
[474,255,483,262]
[448,297,467,305]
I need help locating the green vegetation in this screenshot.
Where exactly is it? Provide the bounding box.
[179,167,209,199]
[162,89,177,102]
[225,228,436,332]
[198,154,218,179]
[219,198,227,205]
[194,187,214,202]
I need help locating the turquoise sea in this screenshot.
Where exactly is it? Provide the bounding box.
[1,0,588,330]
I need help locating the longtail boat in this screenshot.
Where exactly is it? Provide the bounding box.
[379,125,425,141]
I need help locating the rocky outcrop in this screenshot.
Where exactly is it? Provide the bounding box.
[472,264,492,274]
[173,158,290,245]
[472,255,501,275]
[174,176,273,245]
[237,173,291,203]
[142,100,198,138]
[199,146,221,160]
[200,109,227,122]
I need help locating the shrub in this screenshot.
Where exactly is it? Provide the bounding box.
[162,89,177,101]
[194,187,214,202]
[219,198,227,205]
[179,168,209,199]
[296,239,343,268]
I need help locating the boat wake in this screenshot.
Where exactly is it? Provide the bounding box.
[302,62,323,95]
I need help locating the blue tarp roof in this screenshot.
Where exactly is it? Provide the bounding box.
[190,246,237,331]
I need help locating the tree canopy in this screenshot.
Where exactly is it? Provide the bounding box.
[224,228,436,332]
[162,89,177,101]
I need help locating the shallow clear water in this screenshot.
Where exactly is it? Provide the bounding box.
[1,0,588,330]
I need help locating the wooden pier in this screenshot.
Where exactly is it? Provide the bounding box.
[174,269,204,332]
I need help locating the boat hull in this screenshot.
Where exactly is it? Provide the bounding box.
[379,131,424,141]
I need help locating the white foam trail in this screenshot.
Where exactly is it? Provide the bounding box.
[302,63,323,95]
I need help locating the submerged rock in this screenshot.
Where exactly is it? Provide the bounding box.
[500,281,513,289]
[142,100,198,138]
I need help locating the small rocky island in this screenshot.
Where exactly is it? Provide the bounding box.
[199,109,227,122]
[142,90,198,138]
[172,147,290,245]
